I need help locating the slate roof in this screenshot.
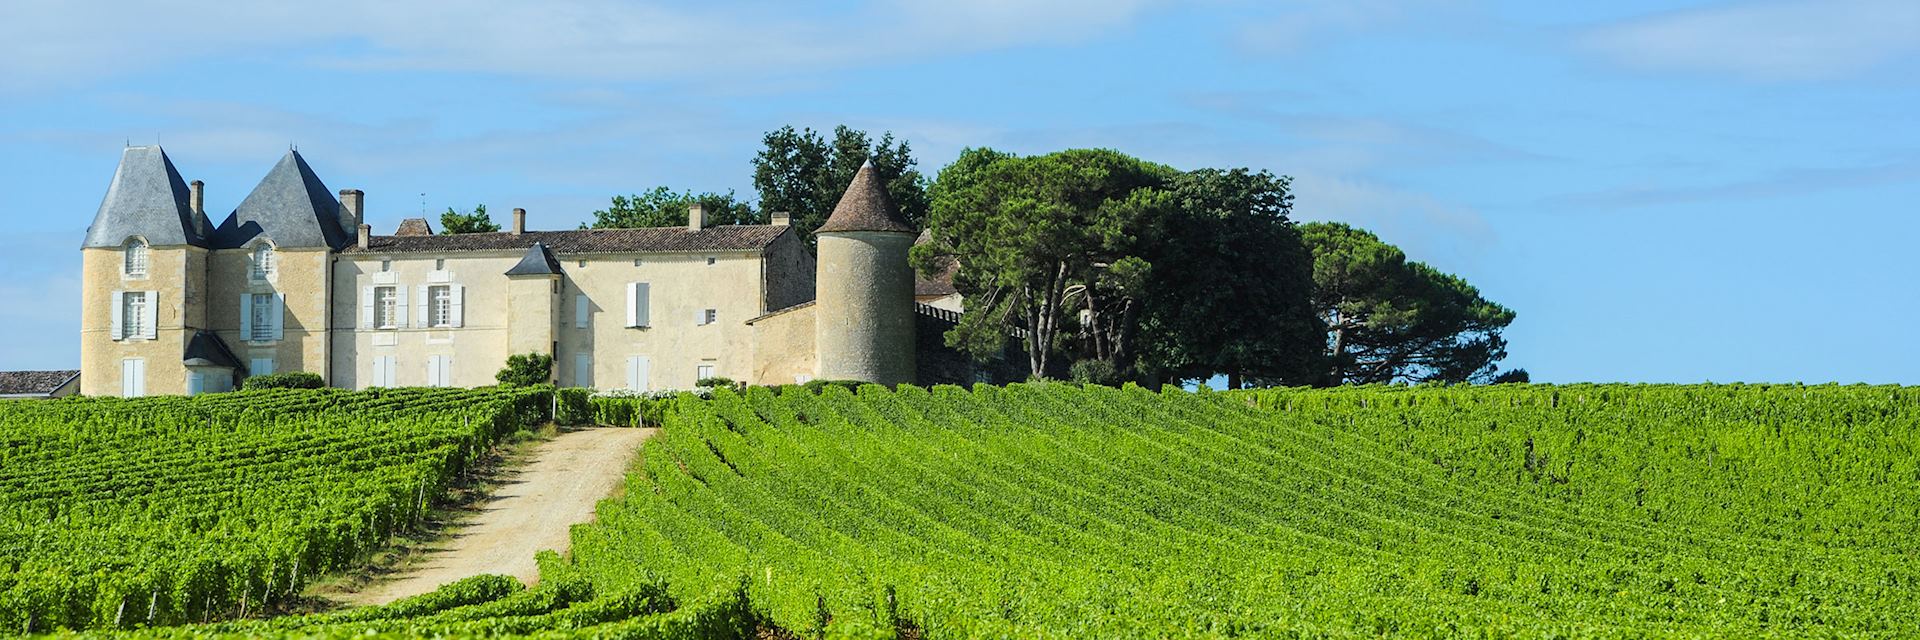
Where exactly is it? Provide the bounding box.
[504,242,566,276]
[817,160,914,234]
[211,151,351,250]
[343,225,793,255]
[83,146,208,248]
[183,331,242,370]
[0,370,81,397]
[913,229,959,297]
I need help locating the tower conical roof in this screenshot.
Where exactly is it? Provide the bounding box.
[817,160,913,234]
[83,145,205,248]
[212,150,349,250]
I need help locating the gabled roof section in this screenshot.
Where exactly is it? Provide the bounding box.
[817,160,914,234]
[343,225,792,255]
[505,242,565,276]
[0,370,81,396]
[211,150,349,250]
[83,146,206,248]
[913,229,958,297]
[396,218,434,236]
[183,331,242,370]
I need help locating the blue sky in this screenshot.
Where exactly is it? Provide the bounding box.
[2,0,1916,383]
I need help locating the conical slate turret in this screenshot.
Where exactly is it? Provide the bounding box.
[83,146,204,248]
[817,159,914,234]
[212,150,348,250]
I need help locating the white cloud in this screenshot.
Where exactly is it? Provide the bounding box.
[0,0,1162,91]
[1578,0,1920,80]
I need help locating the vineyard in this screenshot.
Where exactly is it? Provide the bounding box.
[14,382,1920,638]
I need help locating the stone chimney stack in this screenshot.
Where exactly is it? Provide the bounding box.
[189,180,205,216]
[771,211,790,226]
[357,223,371,250]
[687,203,706,231]
[512,208,527,235]
[339,189,365,235]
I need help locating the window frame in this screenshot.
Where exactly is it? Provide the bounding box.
[123,240,149,278]
[251,244,277,280]
[122,291,148,339]
[249,293,274,341]
[374,285,398,329]
[428,284,453,328]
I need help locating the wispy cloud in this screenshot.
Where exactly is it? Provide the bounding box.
[0,0,1162,91]
[1546,159,1920,209]
[1577,0,1920,81]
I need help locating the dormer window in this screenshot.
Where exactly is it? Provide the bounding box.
[123,240,148,277]
[251,244,277,280]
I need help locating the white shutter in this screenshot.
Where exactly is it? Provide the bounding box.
[425,356,439,387]
[110,290,125,340]
[625,355,650,391]
[625,283,638,327]
[122,358,144,397]
[240,294,254,340]
[575,295,589,328]
[414,284,429,328]
[574,354,592,388]
[396,286,410,328]
[449,284,465,328]
[694,309,706,326]
[272,293,287,340]
[360,287,375,330]
[635,283,650,327]
[141,290,159,339]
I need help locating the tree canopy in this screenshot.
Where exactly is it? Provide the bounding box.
[439,204,499,234]
[1298,222,1517,385]
[586,187,759,229]
[753,125,928,247]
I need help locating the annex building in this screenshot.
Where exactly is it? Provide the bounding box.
[79,145,1009,397]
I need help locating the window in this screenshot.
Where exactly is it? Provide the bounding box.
[375,286,397,329]
[370,356,397,387]
[426,355,453,387]
[429,285,452,327]
[578,260,587,268]
[705,257,717,266]
[699,308,718,326]
[435,258,446,271]
[575,295,590,328]
[696,363,716,381]
[121,358,145,397]
[632,258,643,267]
[250,293,274,341]
[124,240,148,277]
[625,283,651,328]
[249,358,274,377]
[380,259,392,272]
[251,244,276,279]
[122,291,147,339]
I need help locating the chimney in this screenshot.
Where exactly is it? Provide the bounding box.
[357,223,371,250]
[511,207,526,235]
[687,203,706,231]
[770,211,790,226]
[339,189,365,234]
[189,180,205,217]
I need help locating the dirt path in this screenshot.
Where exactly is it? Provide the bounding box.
[340,427,655,606]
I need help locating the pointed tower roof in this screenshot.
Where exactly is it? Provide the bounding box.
[817,159,914,234]
[211,150,350,250]
[504,242,565,276]
[83,145,206,248]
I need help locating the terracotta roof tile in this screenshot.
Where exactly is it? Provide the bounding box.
[818,160,913,234]
[342,225,791,255]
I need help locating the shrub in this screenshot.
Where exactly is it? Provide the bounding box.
[1069,359,1121,386]
[696,376,742,390]
[554,387,594,426]
[802,379,868,395]
[241,371,325,390]
[497,353,554,387]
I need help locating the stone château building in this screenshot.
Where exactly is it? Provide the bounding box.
[78,145,1007,397]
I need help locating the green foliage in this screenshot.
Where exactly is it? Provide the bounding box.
[587,186,760,229]
[696,376,741,390]
[1299,221,1517,385]
[439,204,501,234]
[553,387,594,426]
[1068,359,1120,386]
[753,124,929,247]
[800,379,868,395]
[496,352,554,387]
[239,371,323,390]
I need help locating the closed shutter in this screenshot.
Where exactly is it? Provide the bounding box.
[635,283,649,327]
[240,294,254,340]
[272,293,286,340]
[575,295,589,328]
[425,356,440,387]
[414,285,429,328]
[122,358,144,397]
[141,290,159,339]
[574,354,592,388]
[395,286,410,328]
[110,290,125,340]
[625,283,638,327]
[449,284,465,328]
[694,309,705,326]
[360,287,375,329]
[625,355,650,391]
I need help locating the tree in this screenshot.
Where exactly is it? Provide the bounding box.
[587,187,759,229]
[1298,222,1516,385]
[496,353,553,386]
[753,125,929,247]
[1134,169,1324,388]
[440,204,500,234]
[917,148,1175,378]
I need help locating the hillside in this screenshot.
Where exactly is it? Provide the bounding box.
[18,382,1912,638]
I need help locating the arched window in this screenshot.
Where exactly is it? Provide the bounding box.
[251,244,276,279]
[123,239,148,277]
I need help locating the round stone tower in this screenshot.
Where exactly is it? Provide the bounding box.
[814,160,917,385]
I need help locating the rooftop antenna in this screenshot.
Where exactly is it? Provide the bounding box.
[421,193,427,217]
